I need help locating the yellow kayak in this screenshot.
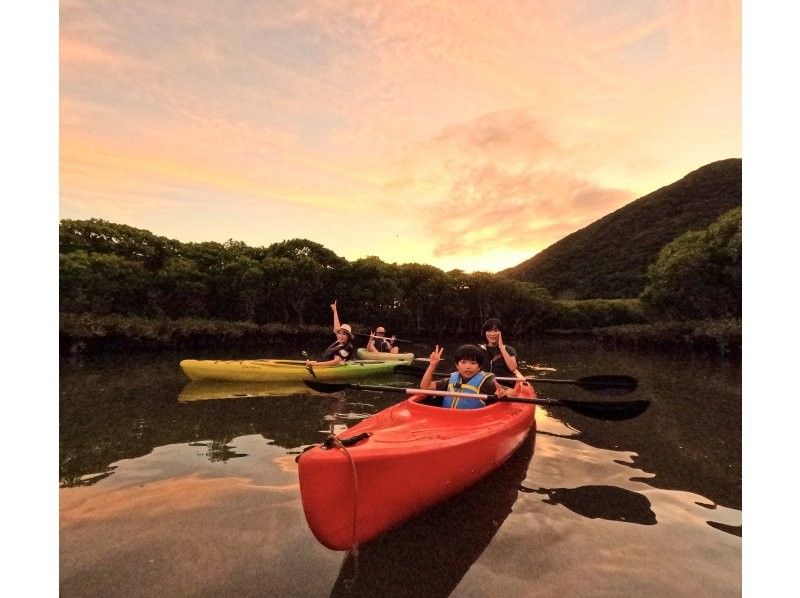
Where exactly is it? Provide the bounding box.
[179,358,411,382]
[355,348,415,361]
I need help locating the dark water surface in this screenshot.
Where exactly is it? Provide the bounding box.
[60,339,741,597]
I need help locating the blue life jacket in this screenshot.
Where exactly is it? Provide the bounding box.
[443,371,490,409]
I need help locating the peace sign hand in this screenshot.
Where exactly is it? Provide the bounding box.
[429,345,444,369]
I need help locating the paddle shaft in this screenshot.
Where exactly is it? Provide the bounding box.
[302,380,649,420]
[395,365,637,391]
[401,387,555,407]
[302,381,503,399]
[493,376,632,386]
[395,364,543,377]
[413,357,556,372]
[353,332,415,344]
[310,383,533,402]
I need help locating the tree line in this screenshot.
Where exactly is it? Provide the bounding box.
[59,212,740,339]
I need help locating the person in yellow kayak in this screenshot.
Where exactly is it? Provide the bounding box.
[420,344,507,409]
[365,325,399,354]
[479,318,519,378]
[305,300,355,368]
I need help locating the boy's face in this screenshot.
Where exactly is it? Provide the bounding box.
[456,358,481,379]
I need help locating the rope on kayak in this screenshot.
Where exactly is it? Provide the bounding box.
[323,432,371,588]
[342,444,360,590]
[294,431,370,463]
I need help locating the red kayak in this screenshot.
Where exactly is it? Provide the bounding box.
[297,380,536,550]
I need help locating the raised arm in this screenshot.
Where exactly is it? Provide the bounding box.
[366,331,378,352]
[331,300,341,333]
[420,346,444,390]
[497,331,518,373]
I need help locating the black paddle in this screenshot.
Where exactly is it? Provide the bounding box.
[301,351,317,379]
[393,365,637,393]
[302,380,649,421]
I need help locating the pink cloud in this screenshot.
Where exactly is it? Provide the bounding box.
[390,109,635,258]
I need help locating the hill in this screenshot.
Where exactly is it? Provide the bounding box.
[500,158,742,299]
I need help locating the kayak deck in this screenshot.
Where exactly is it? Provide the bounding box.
[355,348,415,361]
[298,381,535,550]
[179,358,411,382]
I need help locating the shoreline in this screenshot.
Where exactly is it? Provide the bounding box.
[60,313,741,359]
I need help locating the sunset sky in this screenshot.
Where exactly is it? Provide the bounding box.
[59,0,741,273]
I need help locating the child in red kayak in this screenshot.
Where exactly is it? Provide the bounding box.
[305,301,355,368]
[420,344,508,409]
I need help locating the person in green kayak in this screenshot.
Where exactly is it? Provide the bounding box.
[479,318,519,378]
[420,344,507,409]
[366,326,399,354]
[305,301,355,368]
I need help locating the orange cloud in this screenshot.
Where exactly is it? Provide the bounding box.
[389,109,634,258]
[60,36,124,67]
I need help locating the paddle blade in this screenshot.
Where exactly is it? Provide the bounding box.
[561,398,650,421]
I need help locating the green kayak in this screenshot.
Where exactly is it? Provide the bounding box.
[179,358,411,382]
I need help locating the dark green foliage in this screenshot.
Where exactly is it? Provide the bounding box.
[59,219,561,337]
[59,313,330,353]
[590,319,741,358]
[546,299,647,330]
[262,238,346,270]
[60,218,179,270]
[59,250,152,315]
[640,208,741,319]
[501,159,742,298]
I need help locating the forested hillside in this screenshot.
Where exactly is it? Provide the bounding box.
[501,159,742,299]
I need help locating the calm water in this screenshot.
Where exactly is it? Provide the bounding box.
[60,339,741,597]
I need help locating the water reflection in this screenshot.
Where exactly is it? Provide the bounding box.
[60,358,342,486]
[188,439,248,462]
[178,380,310,401]
[520,484,657,525]
[330,434,536,598]
[60,343,740,596]
[515,339,741,511]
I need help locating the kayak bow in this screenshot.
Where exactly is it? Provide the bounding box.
[297,380,536,550]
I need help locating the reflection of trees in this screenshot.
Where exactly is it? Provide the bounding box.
[189,438,248,463]
[59,469,116,488]
[330,433,536,598]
